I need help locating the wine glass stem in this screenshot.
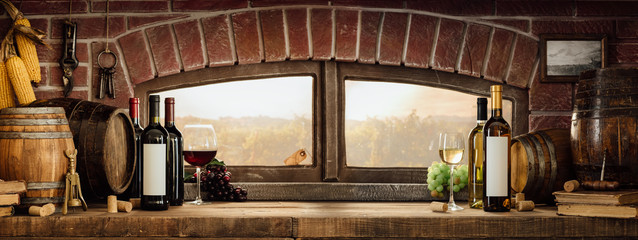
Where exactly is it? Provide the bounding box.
[448,165,455,206]
[195,166,202,204]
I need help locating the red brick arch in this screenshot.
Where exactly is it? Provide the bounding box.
[114,7,538,93]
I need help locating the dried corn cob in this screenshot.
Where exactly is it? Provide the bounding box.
[14,17,41,85]
[0,61,15,108]
[6,56,35,104]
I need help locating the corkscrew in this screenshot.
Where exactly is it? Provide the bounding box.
[582,152,620,191]
[63,149,87,215]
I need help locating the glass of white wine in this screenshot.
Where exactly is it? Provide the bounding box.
[439,132,464,211]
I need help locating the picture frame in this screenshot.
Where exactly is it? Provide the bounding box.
[539,34,607,83]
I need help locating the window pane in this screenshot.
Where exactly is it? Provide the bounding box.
[157,76,313,166]
[345,80,512,168]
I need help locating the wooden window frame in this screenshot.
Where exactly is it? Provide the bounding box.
[136,61,529,186]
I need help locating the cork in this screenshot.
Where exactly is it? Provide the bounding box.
[28,203,55,217]
[517,200,535,211]
[117,201,133,213]
[430,201,448,213]
[515,193,525,202]
[129,198,141,209]
[107,195,117,213]
[563,180,580,192]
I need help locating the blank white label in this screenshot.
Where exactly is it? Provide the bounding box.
[143,144,166,195]
[486,137,508,197]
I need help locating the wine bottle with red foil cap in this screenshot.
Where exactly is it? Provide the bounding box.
[127,97,144,200]
[165,97,184,206]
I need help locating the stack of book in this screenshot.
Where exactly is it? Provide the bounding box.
[553,190,638,219]
[0,180,26,217]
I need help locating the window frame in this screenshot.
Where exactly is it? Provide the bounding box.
[334,63,528,183]
[135,61,529,185]
[135,61,324,182]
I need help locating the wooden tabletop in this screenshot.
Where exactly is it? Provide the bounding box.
[1,201,637,239]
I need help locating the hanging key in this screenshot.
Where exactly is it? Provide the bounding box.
[97,50,118,99]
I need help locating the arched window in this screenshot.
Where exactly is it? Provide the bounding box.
[136,61,528,199]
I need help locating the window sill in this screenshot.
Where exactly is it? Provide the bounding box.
[185,182,468,201]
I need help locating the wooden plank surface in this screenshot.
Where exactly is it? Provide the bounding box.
[0,201,637,238]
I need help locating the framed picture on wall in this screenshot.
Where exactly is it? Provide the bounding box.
[540,34,607,83]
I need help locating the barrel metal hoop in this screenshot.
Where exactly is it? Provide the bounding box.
[0,132,73,139]
[0,107,66,115]
[573,108,638,119]
[0,118,69,126]
[21,197,65,204]
[516,137,536,195]
[537,131,558,191]
[527,134,546,197]
[27,181,66,190]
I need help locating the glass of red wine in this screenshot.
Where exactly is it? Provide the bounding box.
[183,124,218,205]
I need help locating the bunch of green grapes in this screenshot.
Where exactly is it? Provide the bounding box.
[427,162,469,198]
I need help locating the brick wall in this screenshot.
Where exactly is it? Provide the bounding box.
[5,0,638,132]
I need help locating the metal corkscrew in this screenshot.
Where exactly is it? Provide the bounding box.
[63,149,87,215]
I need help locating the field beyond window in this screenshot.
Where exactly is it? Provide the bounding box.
[157,76,313,166]
[345,80,512,168]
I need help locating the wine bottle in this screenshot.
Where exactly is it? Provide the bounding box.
[165,97,184,206]
[141,95,170,211]
[482,85,511,212]
[126,97,144,200]
[468,97,487,209]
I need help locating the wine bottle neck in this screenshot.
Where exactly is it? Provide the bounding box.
[165,98,175,127]
[491,109,503,118]
[148,96,161,125]
[131,117,140,127]
[490,85,503,118]
[129,98,140,126]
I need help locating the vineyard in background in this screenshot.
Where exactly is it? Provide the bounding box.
[176,110,474,167]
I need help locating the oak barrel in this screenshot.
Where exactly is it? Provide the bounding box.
[572,68,638,188]
[0,107,74,206]
[511,129,574,204]
[30,98,136,199]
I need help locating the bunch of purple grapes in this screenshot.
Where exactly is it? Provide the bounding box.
[200,163,248,201]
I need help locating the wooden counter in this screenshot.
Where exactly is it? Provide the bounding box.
[1,201,637,239]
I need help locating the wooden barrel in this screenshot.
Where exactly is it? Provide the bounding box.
[511,129,574,204]
[30,98,136,199]
[572,68,638,188]
[0,107,74,206]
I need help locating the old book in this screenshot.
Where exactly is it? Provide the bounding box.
[0,206,14,217]
[557,204,638,219]
[0,180,27,194]
[553,190,638,205]
[0,194,20,205]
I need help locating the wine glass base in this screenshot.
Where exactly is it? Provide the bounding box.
[448,202,464,211]
[185,200,212,205]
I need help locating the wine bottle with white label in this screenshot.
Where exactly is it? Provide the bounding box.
[482,85,511,212]
[141,95,170,211]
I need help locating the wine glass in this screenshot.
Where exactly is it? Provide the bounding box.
[183,124,218,205]
[438,132,464,211]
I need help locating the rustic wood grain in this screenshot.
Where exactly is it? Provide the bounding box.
[0,202,637,238]
[29,99,136,199]
[0,108,73,206]
[572,68,638,188]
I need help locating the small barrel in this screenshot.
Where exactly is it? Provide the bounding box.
[30,98,136,199]
[0,107,74,206]
[511,129,574,204]
[572,68,638,188]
